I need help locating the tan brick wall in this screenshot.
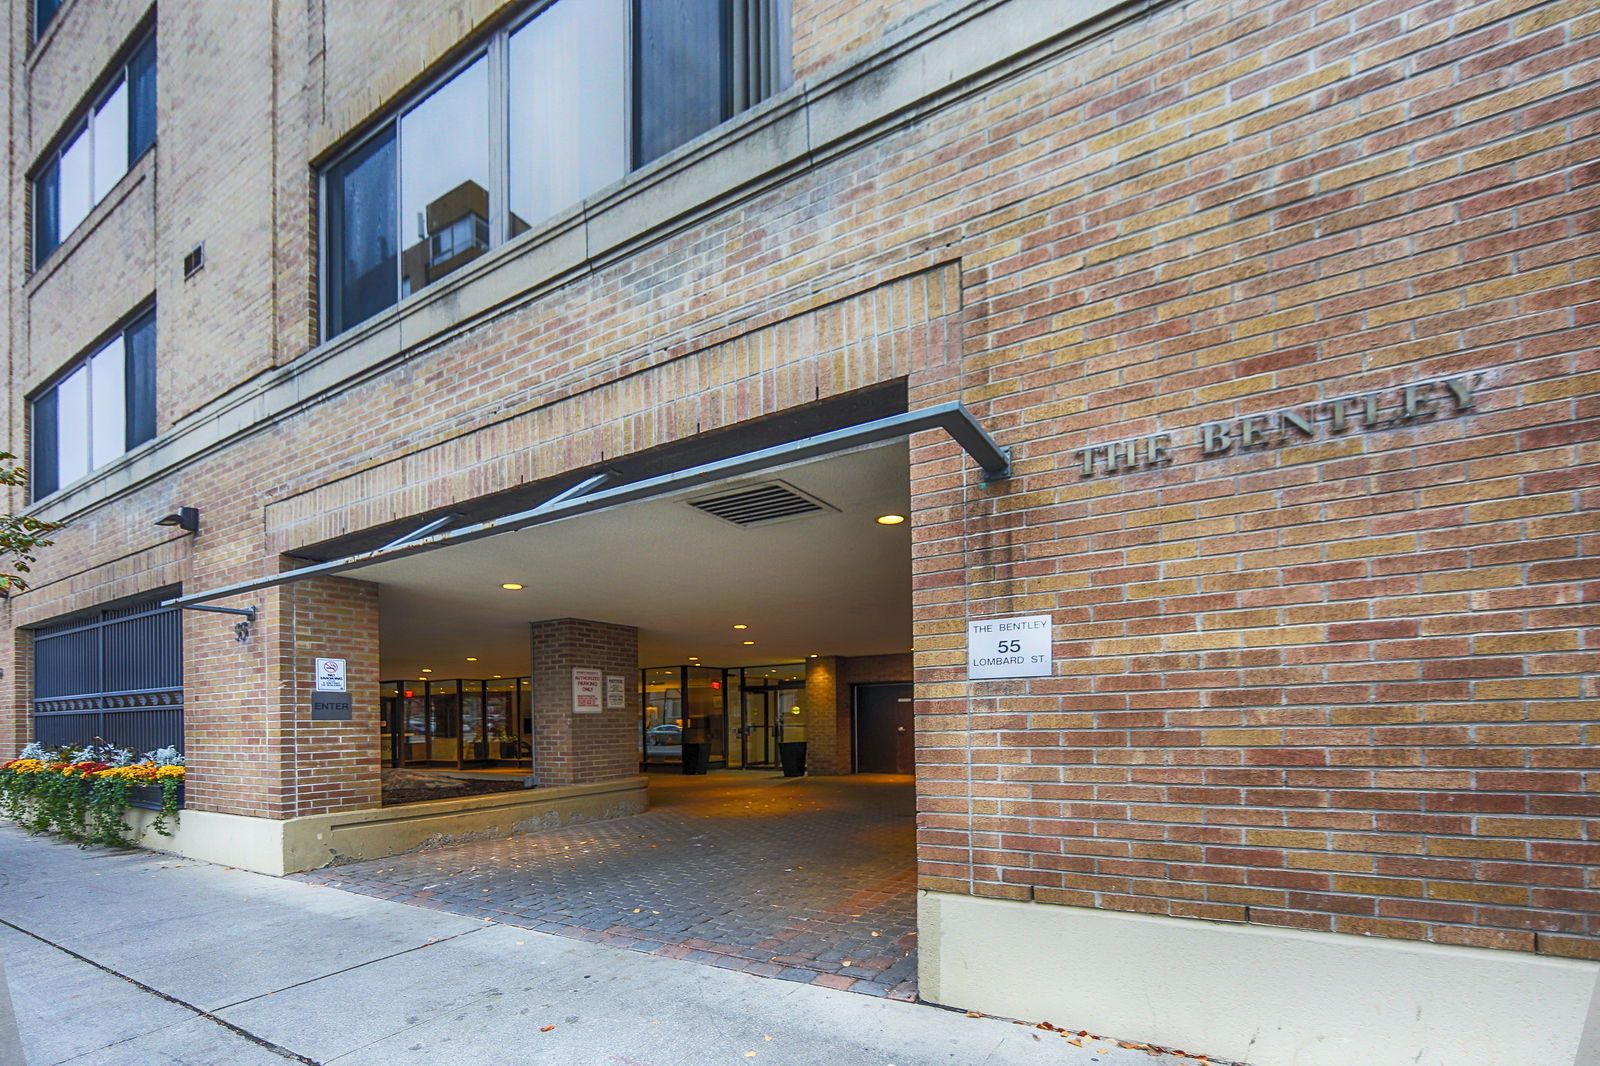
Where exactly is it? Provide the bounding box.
[184,575,380,818]
[530,618,639,787]
[791,0,941,80]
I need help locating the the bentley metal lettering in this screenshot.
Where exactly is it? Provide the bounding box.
[1073,374,1480,478]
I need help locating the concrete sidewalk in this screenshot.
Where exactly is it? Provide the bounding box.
[0,826,1225,1066]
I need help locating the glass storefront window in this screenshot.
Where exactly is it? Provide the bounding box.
[642,667,684,765]
[685,666,726,765]
[381,676,529,769]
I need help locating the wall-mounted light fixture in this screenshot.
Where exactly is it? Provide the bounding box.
[156,507,200,534]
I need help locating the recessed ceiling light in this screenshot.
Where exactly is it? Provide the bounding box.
[808,654,818,658]
[466,657,478,662]
[742,640,756,645]
[492,674,502,679]
[688,656,700,661]
[732,623,748,630]
[876,514,906,525]
[501,583,524,590]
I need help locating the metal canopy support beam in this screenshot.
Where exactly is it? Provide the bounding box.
[375,514,458,553]
[180,603,257,621]
[166,402,1009,609]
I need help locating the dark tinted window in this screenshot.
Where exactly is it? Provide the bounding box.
[33,160,59,267]
[35,0,63,39]
[129,34,158,160]
[634,0,728,166]
[325,130,398,337]
[124,310,157,449]
[31,390,58,500]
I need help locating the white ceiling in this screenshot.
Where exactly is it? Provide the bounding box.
[349,441,913,680]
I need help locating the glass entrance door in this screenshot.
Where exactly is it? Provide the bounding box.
[739,680,804,768]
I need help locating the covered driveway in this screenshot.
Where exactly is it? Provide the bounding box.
[292,773,918,999]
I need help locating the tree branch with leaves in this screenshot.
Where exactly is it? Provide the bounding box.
[0,453,61,594]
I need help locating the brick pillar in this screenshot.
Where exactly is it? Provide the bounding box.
[530,618,638,787]
[804,656,852,774]
[0,614,32,759]
[185,575,380,818]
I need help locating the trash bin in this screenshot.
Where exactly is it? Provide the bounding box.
[680,742,710,775]
[778,741,807,778]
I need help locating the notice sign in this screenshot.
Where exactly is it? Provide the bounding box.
[315,658,347,692]
[311,692,352,721]
[967,615,1053,679]
[605,675,626,710]
[573,667,603,714]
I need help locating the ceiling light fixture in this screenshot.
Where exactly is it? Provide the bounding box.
[732,623,748,630]
[742,640,756,646]
[876,514,906,525]
[501,583,524,590]
[421,668,432,673]
[466,657,478,662]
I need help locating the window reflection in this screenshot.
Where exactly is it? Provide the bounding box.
[321,0,791,339]
[399,56,491,298]
[508,0,628,234]
[58,128,91,238]
[92,83,129,202]
[325,131,397,337]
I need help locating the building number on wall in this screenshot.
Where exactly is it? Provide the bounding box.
[966,615,1053,679]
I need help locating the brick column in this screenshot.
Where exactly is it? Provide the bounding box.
[185,575,380,818]
[530,618,638,787]
[0,615,32,759]
[804,656,851,774]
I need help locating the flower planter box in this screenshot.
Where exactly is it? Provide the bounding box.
[126,782,184,811]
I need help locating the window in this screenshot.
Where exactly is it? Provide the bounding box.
[32,31,156,266]
[35,0,64,40]
[31,308,156,499]
[322,0,791,339]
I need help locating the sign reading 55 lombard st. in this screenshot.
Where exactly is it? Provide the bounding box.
[967,615,1053,679]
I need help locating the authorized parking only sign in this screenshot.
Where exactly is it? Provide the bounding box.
[967,615,1053,679]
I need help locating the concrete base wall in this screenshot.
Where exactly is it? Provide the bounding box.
[124,776,649,876]
[918,891,1599,1066]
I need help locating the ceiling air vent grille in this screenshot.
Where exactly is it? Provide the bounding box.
[688,481,834,527]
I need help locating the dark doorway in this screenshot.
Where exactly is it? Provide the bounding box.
[854,682,913,773]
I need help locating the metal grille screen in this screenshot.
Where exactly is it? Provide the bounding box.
[32,594,183,754]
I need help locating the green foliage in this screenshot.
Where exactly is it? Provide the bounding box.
[0,764,184,848]
[0,451,61,592]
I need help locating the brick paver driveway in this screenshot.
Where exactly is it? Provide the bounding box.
[292,772,919,999]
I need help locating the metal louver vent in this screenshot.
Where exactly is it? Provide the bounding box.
[688,481,834,527]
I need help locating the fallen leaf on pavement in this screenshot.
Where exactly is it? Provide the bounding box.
[540,1026,555,1033]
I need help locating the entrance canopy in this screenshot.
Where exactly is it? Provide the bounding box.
[362,441,911,677]
[168,402,1009,676]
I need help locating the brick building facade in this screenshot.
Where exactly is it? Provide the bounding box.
[3,0,1596,1061]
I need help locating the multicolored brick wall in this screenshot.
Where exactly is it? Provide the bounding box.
[912,0,1600,962]
[0,0,1590,967]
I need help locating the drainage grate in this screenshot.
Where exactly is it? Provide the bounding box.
[687,481,835,527]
